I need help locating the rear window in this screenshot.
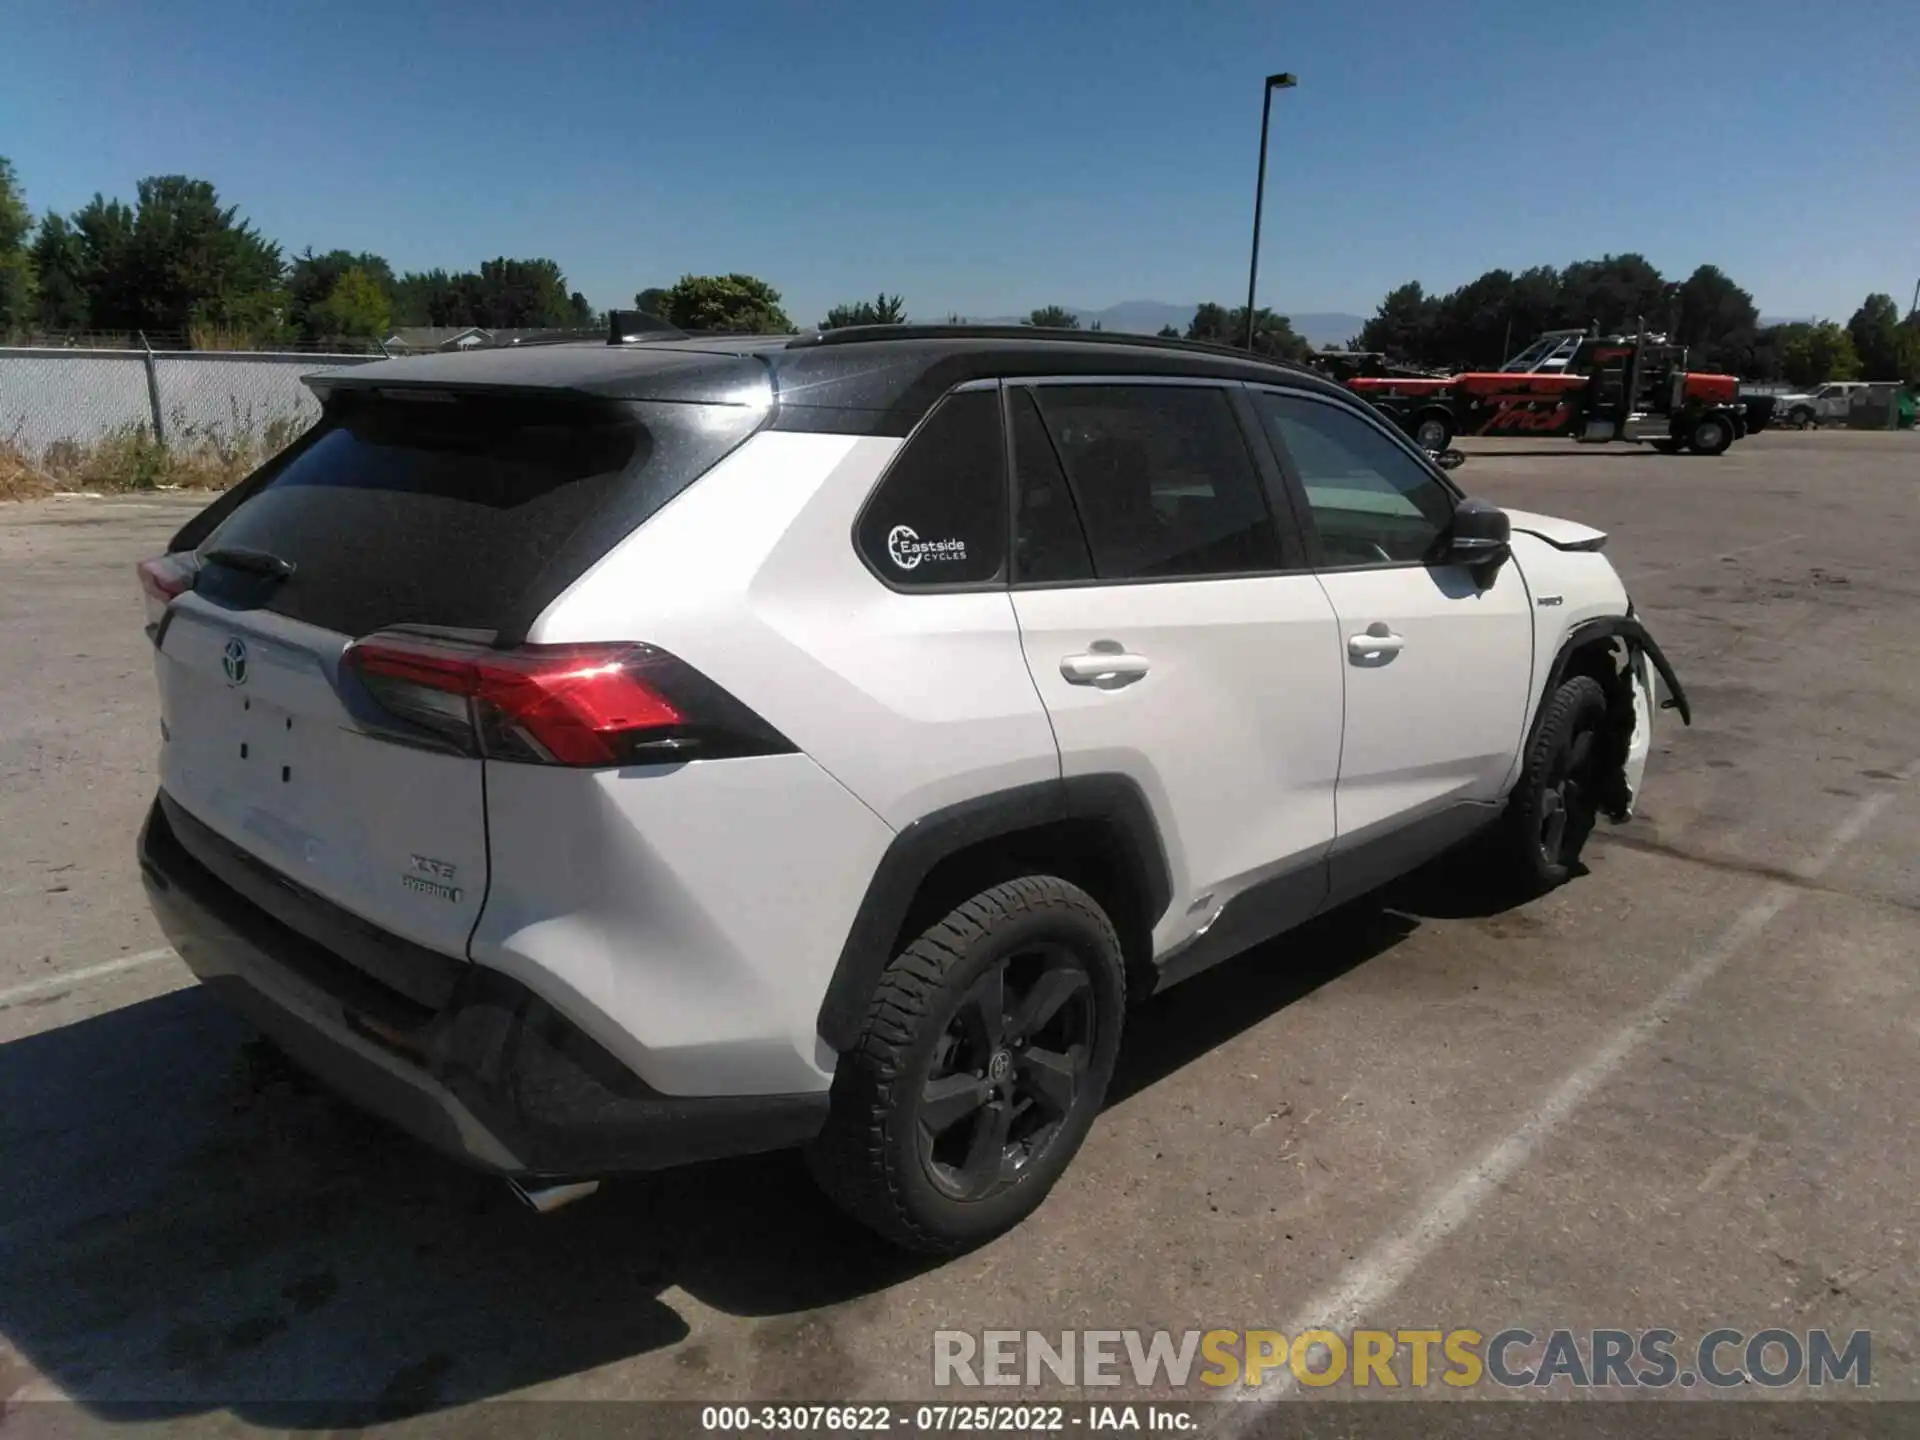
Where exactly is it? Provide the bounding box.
[199,390,761,639]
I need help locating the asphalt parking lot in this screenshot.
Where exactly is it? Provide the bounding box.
[1,429,1915,1433]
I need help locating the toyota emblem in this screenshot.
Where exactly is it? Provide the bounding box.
[222,637,249,686]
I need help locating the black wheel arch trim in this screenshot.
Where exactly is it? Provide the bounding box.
[816,774,1173,1053]
[1543,616,1692,727]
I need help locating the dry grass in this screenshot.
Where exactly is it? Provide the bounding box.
[1,408,310,500]
[185,322,269,352]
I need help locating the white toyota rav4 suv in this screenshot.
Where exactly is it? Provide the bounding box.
[136,323,1690,1253]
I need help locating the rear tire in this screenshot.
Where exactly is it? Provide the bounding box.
[1495,676,1610,897]
[1688,412,1734,456]
[1413,412,1453,453]
[807,876,1125,1254]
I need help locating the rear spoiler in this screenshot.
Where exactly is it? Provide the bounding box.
[608,309,687,344]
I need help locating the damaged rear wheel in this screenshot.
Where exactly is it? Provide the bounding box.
[1498,675,1610,895]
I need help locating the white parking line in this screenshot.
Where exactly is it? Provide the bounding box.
[0,947,177,1009]
[1230,765,1910,1414]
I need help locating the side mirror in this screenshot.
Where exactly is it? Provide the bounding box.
[1443,496,1510,575]
[1434,447,1466,471]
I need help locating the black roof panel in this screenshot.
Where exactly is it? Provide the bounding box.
[308,328,1355,435]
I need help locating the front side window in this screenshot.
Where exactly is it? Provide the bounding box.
[1025,383,1282,580]
[856,388,1006,586]
[1255,390,1455,567]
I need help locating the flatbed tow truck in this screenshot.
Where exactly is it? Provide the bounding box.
[1343,326,1775,455]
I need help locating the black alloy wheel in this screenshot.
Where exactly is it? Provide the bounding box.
[916,943,1095,1202]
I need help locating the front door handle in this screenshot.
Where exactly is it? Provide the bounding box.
[1061,645,1150,688]
[1347,623,1405,663]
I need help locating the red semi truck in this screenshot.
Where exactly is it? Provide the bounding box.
[1342,328,1771,456]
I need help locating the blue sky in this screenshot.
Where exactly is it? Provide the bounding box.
[4,0,1913,327]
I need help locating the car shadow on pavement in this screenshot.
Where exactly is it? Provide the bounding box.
[1107,898,1420,1106]
[1381,835,1587,921]
[0,851,1527,1426]
[0,987,927,1426]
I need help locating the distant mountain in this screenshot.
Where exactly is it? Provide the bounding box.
[963,302,1368,349]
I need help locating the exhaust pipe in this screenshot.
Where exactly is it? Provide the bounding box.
[507,1177,601,1214]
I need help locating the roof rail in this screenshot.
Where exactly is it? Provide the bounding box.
[786,323,1310,370]
[607,309,689,345]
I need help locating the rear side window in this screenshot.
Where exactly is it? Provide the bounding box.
[856,388,1006,586]
[1028,384,1283,580]
[200,391,761,639]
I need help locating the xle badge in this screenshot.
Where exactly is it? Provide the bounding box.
[402,854,462,903]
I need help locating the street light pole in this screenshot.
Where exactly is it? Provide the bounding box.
[1244,71,1297,351]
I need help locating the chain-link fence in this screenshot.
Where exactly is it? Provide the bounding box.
[0,346,378,454]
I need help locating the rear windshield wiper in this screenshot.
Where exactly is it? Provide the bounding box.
[202,546,297,580]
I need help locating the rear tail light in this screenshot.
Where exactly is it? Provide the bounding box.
[137,553,201,630]
[343,631,794,766]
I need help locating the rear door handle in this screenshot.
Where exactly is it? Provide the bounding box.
[1347,623,1405,663]
[1061,647,1151,688]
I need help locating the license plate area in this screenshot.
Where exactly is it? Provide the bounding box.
[227,691,305,796]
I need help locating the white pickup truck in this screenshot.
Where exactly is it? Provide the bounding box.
[1778,381,1870,429]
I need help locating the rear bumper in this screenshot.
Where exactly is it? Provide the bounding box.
[137,792,828,1178]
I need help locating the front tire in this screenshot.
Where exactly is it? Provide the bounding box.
[1789,406,1815,430]
[808,876,1125,1254]
[1688,412,1734,456]
[1496,675,1610,896]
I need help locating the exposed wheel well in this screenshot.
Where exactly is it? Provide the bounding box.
[1551,634,1639,820]
[890,819,1157,999]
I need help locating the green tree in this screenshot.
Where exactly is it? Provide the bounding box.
[1776,321,1861,387]
[1156,323,1181,338]
[1435,269,1527,369]
[822,292,907,328]
[30,177,284,339]
[288,248,396,343]
[1674,265,1759,372]
[1357,281,1439,361]
[1894,315,1920,386]
[1846,293,1903,380]
[30,197,137,331]
[312,266,392,343]
[0,157,35,337]
[390,259,587,329]
[120,175,285,337]
[1024,305,1080,329]
[1355,255,1781,373]
[660,273,794,332]
[392,268,466,327]
[633,287,673,317]
[29,214,89,331]
[473,257,577,327]
[1186,302,1310,362]
[1556,252,1668,334]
